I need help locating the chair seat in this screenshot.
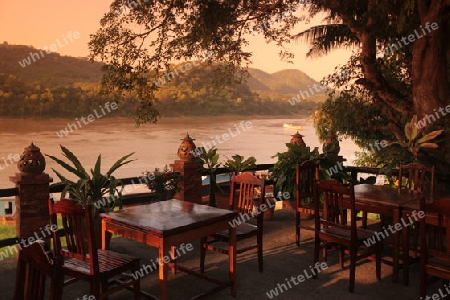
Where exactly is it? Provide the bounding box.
[321,226,379,244]
[213,222,258,240]
[426,256,450,274]
[64,249,139,275]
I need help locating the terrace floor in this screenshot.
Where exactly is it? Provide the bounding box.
[0,202,439,299]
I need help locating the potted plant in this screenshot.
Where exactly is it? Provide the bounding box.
[196,146,221,207]
[223,154,257,174]
[47,145,135,247]
[142,165,182,201]
[270,142,350,210]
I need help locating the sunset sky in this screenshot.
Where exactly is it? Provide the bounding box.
[0,0,352,81]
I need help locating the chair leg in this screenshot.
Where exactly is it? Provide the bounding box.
[258,232,263,273]
[375,245,381,280]
[90,280,101,300]
[133,262,141,300]
[420,272,427,298]
[339,247,345,269]
[200,237,207,273]
[296,211,301,246]
[313,236,320,279]
[170,246,177,275]
[349,248,356,293]
[362,211,368,229]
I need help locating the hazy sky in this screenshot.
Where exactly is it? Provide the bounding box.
[0,0,352,81]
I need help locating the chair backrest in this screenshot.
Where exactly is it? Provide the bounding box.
[14,240,64,300]
[48,198,99,275]
[398,163,434,198]
[420,197,450,262]
[296,160,319,207]
[229,172,265,215]
[314,179,356,237]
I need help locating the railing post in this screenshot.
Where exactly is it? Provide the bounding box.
[10,143,52,240]
[172,133,204,204]
[171,160,203,204]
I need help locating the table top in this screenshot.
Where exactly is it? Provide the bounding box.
[353,184,423,208]
[100,199,237,237]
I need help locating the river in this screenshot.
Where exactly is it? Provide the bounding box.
[0,116,360,189]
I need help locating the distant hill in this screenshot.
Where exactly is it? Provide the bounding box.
[0,43,103,87]
[248,68,324,95]
[0,42,324,118]
[0,43,323,95]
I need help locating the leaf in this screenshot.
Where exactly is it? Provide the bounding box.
[93,155,101,177]
[404,115,418,141]
[46,154,87,179]
[59,145,89,177]
[417,129,444,144]
[419,143,439,149]
[106,152,135,176]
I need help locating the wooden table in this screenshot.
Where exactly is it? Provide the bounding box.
[351,184,422,283]
[100,199,238,300]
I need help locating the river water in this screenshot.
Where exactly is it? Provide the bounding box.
[0,116,360,189]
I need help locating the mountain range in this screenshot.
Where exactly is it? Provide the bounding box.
[0,42,325,97]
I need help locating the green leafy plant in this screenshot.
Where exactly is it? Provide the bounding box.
[388,115,444,159]
[196,146,221,206]
[47,145,135,217]
[270,143,351,201]
[142,165,182,201]
[223,154,257,174]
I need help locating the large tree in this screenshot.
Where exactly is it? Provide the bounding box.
[89,0,450,174]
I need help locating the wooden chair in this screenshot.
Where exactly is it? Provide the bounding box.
[14,239,64,300]
[419,198,450,298]
[295,160,320,246]
[313,179,382,292]
[48,198,141,300]
[200,172,265,273]
[398,163,435,284]
[398,162,434,197]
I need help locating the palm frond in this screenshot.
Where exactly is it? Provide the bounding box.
[106,152,135,177]
[293,24,359,57]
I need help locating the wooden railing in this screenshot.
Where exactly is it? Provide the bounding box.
[0,165,389,249]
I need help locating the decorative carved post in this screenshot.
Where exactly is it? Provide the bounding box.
[10,143,52,240]
[323,131,345,163]
[171,133,203,204]
[290,131,306,147]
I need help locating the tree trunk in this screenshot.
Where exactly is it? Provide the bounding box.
[412,2,449,117]
[412,2,450,178]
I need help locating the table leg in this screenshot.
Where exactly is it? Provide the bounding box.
[229,226,237,297]
[159,239,170,300]
[392,210,400,283]
[101,219,109,250]
[402,210,410,286]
